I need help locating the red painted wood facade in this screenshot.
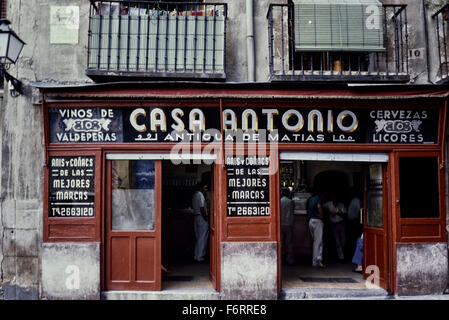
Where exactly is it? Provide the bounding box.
[41,86,448,294]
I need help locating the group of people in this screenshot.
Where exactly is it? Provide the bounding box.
[280,187,364,273]
[194,182,364,273]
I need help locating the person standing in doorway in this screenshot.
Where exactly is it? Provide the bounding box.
[352,234,364,273]
[347,188,362,259]
[324,194,347,263]
[307,190,325,268]
[281,188,295,265]
[192,182,209,262]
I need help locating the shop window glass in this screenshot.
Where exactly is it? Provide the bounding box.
[399,157,439,218]
[366,164,383,228]
[111,160,155,230]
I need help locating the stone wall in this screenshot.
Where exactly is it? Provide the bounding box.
[396,243,448,295]
[221,242,278,300]
[41,242,100,300]
[0,0,90,300]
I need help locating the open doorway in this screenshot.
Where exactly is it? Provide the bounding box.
[280,159,387,291]
[161,161,214,290]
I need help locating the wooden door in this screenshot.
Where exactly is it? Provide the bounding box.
[105,159,161,290]
[363,163,389,290]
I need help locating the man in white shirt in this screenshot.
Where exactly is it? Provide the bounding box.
[323,194,347,262]
[192,183,209,262]
[281,188,295,265]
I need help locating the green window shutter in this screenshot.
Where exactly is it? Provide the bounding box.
[293,0,384,52]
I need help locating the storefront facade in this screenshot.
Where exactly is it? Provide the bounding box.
[38,84,449,299]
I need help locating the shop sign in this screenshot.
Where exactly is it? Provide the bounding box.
[226,155,270,217]
[123,107,221,142]
[222,108,439,144]
[49,107,220,143]
[49,108,122,143]
[367,109,437,144]
[49,106,439,144]
[49,156,95,217]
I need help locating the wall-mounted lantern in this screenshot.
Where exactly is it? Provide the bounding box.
[0,18,25,96]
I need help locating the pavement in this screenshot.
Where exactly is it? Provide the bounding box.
[101,260,449,300]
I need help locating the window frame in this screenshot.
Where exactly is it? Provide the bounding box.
[44,149,102,242]
[110,159,156,231]
[394,151,447,243]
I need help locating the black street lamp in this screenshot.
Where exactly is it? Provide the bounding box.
[0,18,25,96]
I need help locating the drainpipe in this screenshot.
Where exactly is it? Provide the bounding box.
[422,0,432,83]
[246,0,255,82]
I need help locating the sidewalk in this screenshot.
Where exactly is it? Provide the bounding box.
[280,287,449,300]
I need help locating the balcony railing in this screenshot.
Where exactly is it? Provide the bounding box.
[87,1,227,81]
[433,4,449,83]
[267,3,410,82]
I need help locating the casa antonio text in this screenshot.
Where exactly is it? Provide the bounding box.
[55,130,340,143]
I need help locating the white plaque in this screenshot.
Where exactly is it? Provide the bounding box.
[50,6,79,44]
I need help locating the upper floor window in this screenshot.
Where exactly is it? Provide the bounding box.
[87,1,227,81]
[432,4,449,83]
[293,0,384,52]
[267,0,410,82]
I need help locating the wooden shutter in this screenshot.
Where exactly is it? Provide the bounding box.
[293,0,385,52]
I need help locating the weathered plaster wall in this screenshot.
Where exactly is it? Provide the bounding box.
[1,199,42,299]
[221,242,277,300]
[426,0,449,84]
[396,243,448,295]
[254,0,287,82]
[421,0,449,296]
[15,0,91,85]
[221,0,288,82]
[0,74,44,299]
[383,0,429,84]
[222,0,247,82]
[0,0,90,300]
[41,243,100,300]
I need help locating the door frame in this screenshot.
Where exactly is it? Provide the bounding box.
[160,158,220,291]
[103,152,221,292]
[362,162,390,291]
[391,151,447,243]
[209,161,222,291]
[276,151,392,293]
[104,157,162,290]
[390,150,447,293]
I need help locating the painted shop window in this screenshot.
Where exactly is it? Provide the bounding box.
[111,160,155,230]
[49,156,96,218]
[399,157,440,218]
[366,164,383,228]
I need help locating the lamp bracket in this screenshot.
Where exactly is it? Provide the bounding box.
[0,65,23,96]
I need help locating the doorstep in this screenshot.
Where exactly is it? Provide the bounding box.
[279,287,390,300]
[101,289,220,300]
[102,288,388,300]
